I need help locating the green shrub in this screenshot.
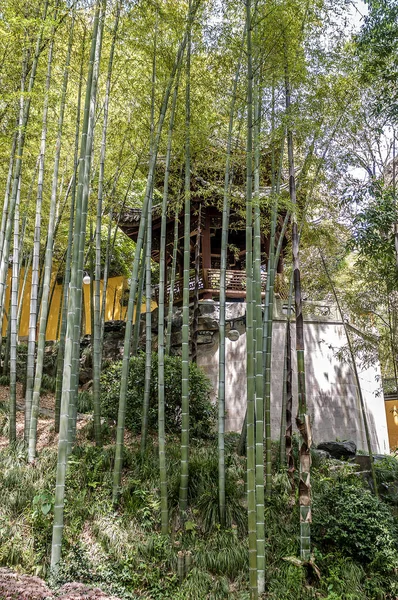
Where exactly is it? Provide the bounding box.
[313,481,398,569]
[100,353,215,438]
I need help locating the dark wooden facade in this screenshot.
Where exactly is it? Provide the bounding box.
[118,202,286,303]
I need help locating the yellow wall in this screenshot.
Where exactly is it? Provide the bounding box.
[2,269,153,341]
[385,399,398,451]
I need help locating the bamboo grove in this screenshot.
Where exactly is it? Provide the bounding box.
[0,0,395,597]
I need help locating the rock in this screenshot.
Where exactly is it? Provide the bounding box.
[317,440,356,460]
[79,368,92,385]
[349,453,389,471]
[103,320,125,333]
[312,449,331,461]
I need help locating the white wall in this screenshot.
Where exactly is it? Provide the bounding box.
[197,302,389,453]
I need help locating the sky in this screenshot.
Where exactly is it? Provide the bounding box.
[351,0,368,30]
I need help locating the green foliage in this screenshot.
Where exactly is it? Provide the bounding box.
[348,181,398,286]
[1,438,398,598]
[101,353,215,438]
[313,481,398,569]
[76,390,93,413]
[356,0,398,119]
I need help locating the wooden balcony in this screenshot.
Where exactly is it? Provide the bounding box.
[154,268,289,305]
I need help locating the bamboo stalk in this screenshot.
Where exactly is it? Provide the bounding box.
[179,2,192,516]
[320,252,378,495]
[245,2,258,596]
[112,3,200,504]
[29,5,73,461]
[9,177,21,443]
[157,72,180,534]
[285,61,311,562]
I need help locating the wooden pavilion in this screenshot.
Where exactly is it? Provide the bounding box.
[118,190,287,304]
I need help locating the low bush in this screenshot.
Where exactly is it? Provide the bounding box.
[313,481,398,569]
[100,353,215,438]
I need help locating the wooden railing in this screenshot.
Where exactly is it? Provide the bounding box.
[154,268,280,304]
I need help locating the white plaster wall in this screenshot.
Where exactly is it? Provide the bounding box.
[197,303,389,453]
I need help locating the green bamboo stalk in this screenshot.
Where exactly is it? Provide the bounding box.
[0,123,18,263]
[9,177,21,443]
[245,2,258,596]
[141,202,153,454]
[0,3,48,319]
[179,3,192,517]
[54,27,85,433]
[17,251,31,335]
[69,2,106,452]
[29,6,73,462]
[51,1,103,571]
[320,252,378,495]
[158,75,179,535]
[252,60,265,596]
[165,211,179,355]
[285,63,311,562]
[141,21,157,456]
[112,4,199,504]
[25,3,58,444]
[131,247,145,356]
[217,57,239,509]
[93,2,120,447]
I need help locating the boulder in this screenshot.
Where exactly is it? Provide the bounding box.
[317,440,356,460]
[312,448,331,462]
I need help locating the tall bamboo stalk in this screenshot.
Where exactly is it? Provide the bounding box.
[9,177,21,443]
[158,74,179,534]
[285,64,311,562]
[245,2,258,596]
[112,4,199,504]
[165,211,179,355]
[252,38,265,592]
[93,2,120,447]
[320,252,378,495]
[25,3,58,443]
[0,1,49,319]
[29,7,73,462]
[141,21,157,455]
[51,1,103,570]
[217,44,244,515]
[141,203,153,453]
[69,3,106,452]
[179,3,192,516]
[54,28,85,432]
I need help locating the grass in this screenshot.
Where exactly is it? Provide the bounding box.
[0,426,397,599]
